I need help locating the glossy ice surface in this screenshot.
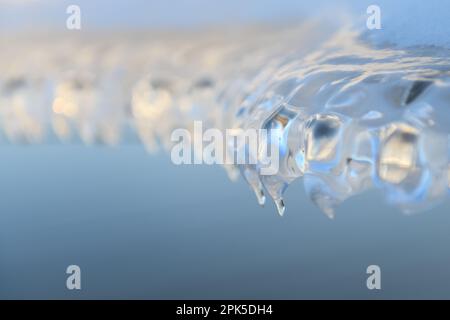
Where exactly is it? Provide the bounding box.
[1,25,449,216]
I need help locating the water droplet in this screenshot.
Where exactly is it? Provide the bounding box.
[274,198,285,216]
[253,185,266,206]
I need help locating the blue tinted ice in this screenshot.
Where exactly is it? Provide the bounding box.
[1,26,449,216]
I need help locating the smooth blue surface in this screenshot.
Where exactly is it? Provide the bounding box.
[0,144,449,299]
[1,0,450,300]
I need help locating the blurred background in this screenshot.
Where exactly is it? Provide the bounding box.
[0,0,450,300]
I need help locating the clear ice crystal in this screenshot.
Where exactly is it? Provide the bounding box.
[1,26,450,216]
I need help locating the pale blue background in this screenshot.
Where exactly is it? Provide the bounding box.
[0,142,449,299]
[1,0,450,299]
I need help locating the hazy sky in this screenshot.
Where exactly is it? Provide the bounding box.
[0,0,357,29]
[1,0,449,47]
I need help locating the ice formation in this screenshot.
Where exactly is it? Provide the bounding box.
[1,21,449,216]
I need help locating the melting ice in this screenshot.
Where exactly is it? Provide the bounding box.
[1,23,450,217]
